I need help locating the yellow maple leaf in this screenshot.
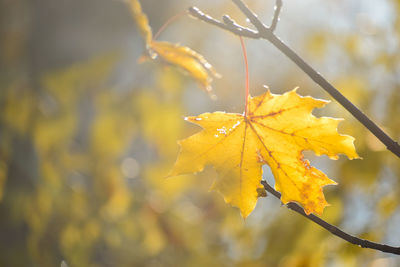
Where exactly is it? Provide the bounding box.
[169,89,359,218]
[128,0,220,94]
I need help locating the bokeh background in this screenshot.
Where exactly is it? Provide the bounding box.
[1,0,400,266]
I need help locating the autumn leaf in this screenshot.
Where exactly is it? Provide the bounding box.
[128,0,220,94]
[169,88,359,218]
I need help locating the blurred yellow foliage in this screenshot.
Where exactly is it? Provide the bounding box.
[0,161,7,201]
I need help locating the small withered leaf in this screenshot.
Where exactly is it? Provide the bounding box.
[128,0,220,94]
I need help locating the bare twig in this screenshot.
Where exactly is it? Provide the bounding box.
[269,0,282,32]
[188,7,258,38]
[232,0,268,34]
[261,181,400,255]
[188,2,400,158]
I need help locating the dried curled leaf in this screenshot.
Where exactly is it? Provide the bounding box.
[128,0,220,94]
[169,89,359,218]
[149,41,220,93]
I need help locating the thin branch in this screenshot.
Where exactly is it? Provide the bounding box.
[188,2,400,158]
[232,0,268,35]
[188,7,259,38]
[269,0,282,32]
[261,181,400,255]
